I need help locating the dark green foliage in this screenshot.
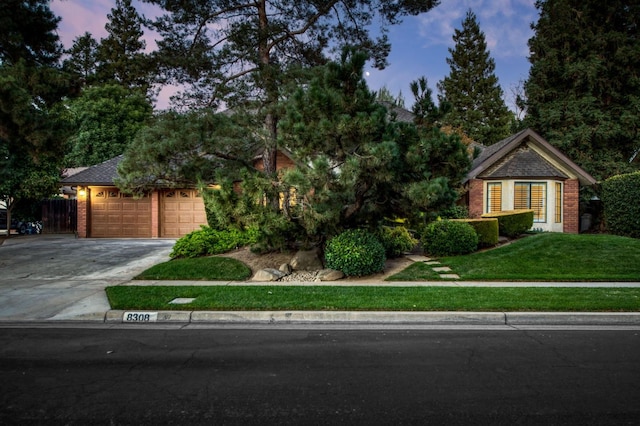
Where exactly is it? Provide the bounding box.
[601,171,640,238]
[482,210,534,238]
[421,220,478,257]
[439,205,469,219]
[437,9,512,145]
[65,84,153,166]
[525,0,640,180]
[170,226,260,259]
[324,229,386,276]
[376,226,418,258]
[452,218,499,248]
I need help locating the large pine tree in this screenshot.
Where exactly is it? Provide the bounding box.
[437,9,512,145]
[525,0,640,180]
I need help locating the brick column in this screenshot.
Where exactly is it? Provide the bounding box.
[76,186,88,238]
[468,179,484,218]
[151,190,160,238]
[563,179,579,233]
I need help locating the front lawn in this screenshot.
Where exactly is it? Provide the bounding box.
[135,256,251,281]
[105,285,640,312]
[389,233,640,281]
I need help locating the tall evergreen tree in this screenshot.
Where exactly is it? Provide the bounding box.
[96,0,150,92]
[437,9,512,145]
[141,0,439,186]
[63,32,99,87]
[0,0,75,229]
[525,0,640,180]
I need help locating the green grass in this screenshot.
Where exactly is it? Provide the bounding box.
[389,233,640,281]
[134,256,251,281]
[105,285,640,312]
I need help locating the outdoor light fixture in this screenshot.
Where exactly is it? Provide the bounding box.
[78,188,86,197]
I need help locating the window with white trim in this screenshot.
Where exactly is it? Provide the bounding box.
[514,182,547,222]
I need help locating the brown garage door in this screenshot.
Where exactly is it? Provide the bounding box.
[90,188,152,237]
[161,189,207,238]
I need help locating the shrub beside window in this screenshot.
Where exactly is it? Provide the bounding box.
[452,218,499,247]
[421,220,478,256]
[482,210,534,238]
[324,229,386,276]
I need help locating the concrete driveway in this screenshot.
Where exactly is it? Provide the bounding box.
[0,235,175,321]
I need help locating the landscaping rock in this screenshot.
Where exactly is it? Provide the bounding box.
[252,268,286,282]
[279,263,293,274]
[290,249,323,271]
[317,269,344,281]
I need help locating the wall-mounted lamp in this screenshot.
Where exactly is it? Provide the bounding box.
[78,188,86,197]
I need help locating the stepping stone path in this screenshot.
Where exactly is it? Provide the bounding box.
[405,255,460,280]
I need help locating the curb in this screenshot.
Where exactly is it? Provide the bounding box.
[104,310,640,326]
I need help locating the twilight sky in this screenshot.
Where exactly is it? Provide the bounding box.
[50,0,538,111]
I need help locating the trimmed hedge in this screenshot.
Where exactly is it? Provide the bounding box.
[324,229,386,276]
[421,220,478,256]
[452,218,499,247]
[482,210,534,238]
[601,171,640,238]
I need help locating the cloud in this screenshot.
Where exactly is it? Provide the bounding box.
[417,0,537,58]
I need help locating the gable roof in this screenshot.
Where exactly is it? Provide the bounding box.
[465,128,597,186]
[61,155,122,186]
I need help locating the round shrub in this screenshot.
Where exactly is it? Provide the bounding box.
[324,229,386,276]
[601,171,640,238]
[421,220,478,256]
[376,226,418,257]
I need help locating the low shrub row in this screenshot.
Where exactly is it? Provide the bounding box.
[170,226,260,258]
[482,210,534,238]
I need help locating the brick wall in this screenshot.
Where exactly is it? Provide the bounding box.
[563,179,579,233]
[468,179,484,218]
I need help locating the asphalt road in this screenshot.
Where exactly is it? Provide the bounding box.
[1,326,638,425]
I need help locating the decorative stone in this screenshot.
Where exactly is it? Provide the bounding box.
[252,268,286,281]
[290,248,324,271]
[432,266,452,272]
[316,269,345,281]
[279,263,293,274]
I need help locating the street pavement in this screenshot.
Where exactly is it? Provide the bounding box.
[1,234,639,326]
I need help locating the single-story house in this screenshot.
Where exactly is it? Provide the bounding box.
[62,150,297,238]
[61,155,208,238]
[463,128,597,233]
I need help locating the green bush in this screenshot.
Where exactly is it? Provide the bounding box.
[421,220,478,256]
[482,210,534,238]
[324,229,386,276]
[452,218,499,248]
[439,205,469,219]
[170,226,260,259]
[601,171,640,238]
[376,226,418,258]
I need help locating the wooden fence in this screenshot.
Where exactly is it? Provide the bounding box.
[41,199,77,234]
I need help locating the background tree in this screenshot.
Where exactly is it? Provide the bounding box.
[141,0,439,183]
[65,84,153,167]
[96,0,151,93]
[62,32,99,87]
[525,0,640,180]
[376,85,405,107]
[437,9,512,145]
[0,0,75,229]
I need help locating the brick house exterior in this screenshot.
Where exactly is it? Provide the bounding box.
[463,129,597,233]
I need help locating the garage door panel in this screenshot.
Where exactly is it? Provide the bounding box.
[90,187,151,238]
[161,189,207,238]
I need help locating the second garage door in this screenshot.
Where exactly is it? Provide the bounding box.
[161,189,208,238]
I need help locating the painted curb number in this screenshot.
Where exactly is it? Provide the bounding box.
[123,312,158,323]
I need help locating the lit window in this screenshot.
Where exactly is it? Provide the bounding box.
[486,182,502,213]
[514,182,547,222]
[555,182,562,223]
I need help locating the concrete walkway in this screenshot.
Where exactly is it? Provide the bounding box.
[1,234,639,326]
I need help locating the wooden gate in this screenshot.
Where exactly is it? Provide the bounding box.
[42,199,77,234]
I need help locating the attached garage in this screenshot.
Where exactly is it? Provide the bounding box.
[90,188,152,237]
[62,156,208,238]
[160,189,207,238]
